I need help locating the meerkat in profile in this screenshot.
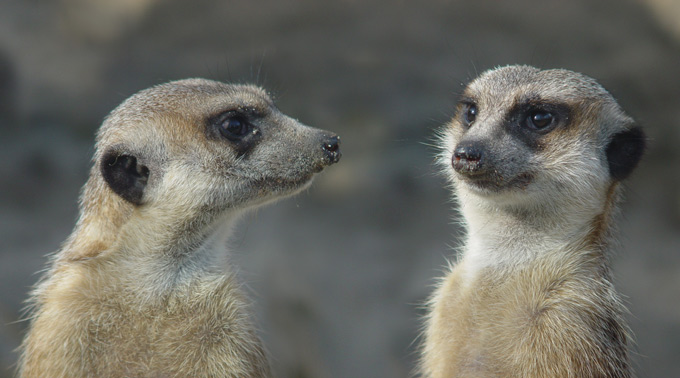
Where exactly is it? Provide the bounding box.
[19,79,341,377]
[422,65,644,377]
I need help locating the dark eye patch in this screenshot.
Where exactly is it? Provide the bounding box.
[503,96,572,150]
[507,97,570,131]
[207,106,263,157]
[216,112,252,141]
[527,111,554,130]
[458,97,478,128]
[463,103,478,125]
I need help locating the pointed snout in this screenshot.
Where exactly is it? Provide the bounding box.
[322,135,341,164]
[452,141,484,175]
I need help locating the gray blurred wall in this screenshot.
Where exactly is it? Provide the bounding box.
[1,0,679,377]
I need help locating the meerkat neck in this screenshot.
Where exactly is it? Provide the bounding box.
[56,184,242,302]
[116,214,240,302]
[458,189,615,274]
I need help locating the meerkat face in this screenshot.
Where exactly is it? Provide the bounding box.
[441,65,644,209]
[96,79,341,213]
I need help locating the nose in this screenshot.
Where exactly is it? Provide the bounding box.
[322,135,341,164]
[452,142,483,174]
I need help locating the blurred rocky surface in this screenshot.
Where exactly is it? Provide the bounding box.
[640,0,680,41]
[1,0,679,377]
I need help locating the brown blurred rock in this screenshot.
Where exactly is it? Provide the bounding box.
[58,0,159,42]
[0,49,16,127]
[640,0,680,41]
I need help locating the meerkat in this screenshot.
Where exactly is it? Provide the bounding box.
[421,65,645,377]
[18,79,341,377]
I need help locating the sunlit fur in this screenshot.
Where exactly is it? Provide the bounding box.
[421,65,641,377]
[19,79,338,377]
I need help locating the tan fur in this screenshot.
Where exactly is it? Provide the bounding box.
[422,65,641,377]
[19,79,340,377]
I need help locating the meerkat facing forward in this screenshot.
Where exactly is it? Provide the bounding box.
[422,65,644,377]
[19,79,341,377]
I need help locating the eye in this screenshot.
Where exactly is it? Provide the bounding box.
[219,114,251,140]
[526,111,554,130]
[463,103,477,125]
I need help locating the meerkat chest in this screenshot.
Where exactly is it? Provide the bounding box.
[98,285,262,375]
[427,258,585,377]
[28,274,265,377]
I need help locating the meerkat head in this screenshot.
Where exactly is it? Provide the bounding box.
[95,79,341,216]
[441,65,644,212]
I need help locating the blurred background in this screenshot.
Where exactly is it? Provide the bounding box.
[1,0,679,377]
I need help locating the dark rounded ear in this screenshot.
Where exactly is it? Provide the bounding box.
[606,126,645,181]
[100,149,150,205]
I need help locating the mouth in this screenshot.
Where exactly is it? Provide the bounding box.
[458,172,534,194]
[254,173,314,193]
[247,149,340,201]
